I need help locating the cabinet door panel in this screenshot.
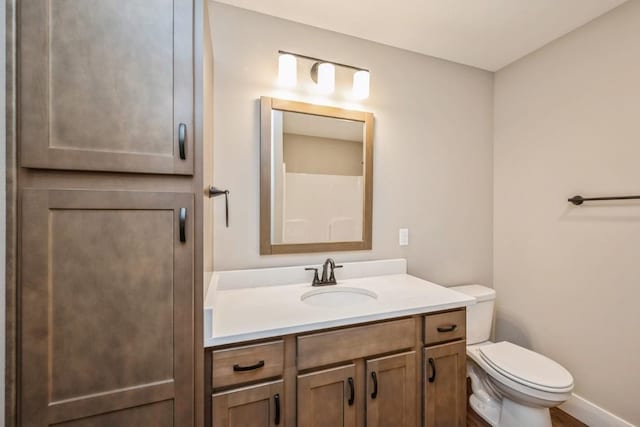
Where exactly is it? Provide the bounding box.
[424,342,467,427]
[297,365,356,427]
[213,381,283,427]
[19,0,193,174]
[366,351,417,427]
[21,189,194,426]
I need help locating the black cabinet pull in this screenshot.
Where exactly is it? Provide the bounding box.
[274,393,281,425]
[437,324,457,333]
[347,377,355,406]
[428,358,436,383]
[370,371,378,399]
[179,208,187,243]
[178,123,187,159]
[232,360,265,372]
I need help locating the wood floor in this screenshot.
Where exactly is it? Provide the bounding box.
[466,379,587,427]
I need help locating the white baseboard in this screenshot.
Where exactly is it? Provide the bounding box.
[560,393,636,427]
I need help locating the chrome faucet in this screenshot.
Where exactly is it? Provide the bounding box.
[304,258,343,286]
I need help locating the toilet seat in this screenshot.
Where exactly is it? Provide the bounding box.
[478,342,574,393]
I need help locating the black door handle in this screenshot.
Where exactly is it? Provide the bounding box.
[347,377,355,406]
[232,360,265,372]
[274,393,281,425]
[178,123,187,159]
[428,358,436,383]
[179,208,187,243]
[437,324,457,333]
[370,371,378,399]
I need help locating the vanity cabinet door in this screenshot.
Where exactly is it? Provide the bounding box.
[212,381,284,427]
[424,341,467,427]
[19,0,194,175]
[20,189,194,426]
[366,351,417,427]
[297,365,357,427]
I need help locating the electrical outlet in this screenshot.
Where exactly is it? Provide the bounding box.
[399,228,409,246]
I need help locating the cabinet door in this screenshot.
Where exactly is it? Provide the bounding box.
[213,381,283,427]
[298,365,357,427]
[21,189,194,426]
[424,341,467,427]
[366,351,417,427]
[19,0,193,174]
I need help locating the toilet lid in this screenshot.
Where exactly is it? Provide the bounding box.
[478,342,574,392]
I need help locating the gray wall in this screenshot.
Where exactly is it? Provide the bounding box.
[494,1,640,424]
[210,2,494,286]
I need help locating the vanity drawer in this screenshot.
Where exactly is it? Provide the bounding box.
[297,318,415,370]
[424,309,466,345]
[212,340,284,389]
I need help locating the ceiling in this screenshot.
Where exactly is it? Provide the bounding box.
[214,0,628,71]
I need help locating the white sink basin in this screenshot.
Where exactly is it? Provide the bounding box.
[301,286,378,307]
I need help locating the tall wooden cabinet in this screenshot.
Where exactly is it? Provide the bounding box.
[21,190,194,425]
[19,0,194,175]
[8,0,214,425]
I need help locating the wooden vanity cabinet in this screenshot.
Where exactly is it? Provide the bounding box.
[423,310,467,427]
[207,311,467,427]
[297,365,357,427]
[210,340,287,426]
[213,380,284,427]
[296,317,419,427]
[366,352,417,427]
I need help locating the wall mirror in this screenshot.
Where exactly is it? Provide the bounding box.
[260,97,374,254]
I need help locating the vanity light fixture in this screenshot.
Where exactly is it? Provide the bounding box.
[278,53,297,87]
[352,70,370,100]
[314,62,335,94]
[278,50,370,99]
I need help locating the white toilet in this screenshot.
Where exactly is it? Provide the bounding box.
[451,285,574,427]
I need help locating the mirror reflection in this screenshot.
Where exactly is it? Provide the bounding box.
[270,111,365,244]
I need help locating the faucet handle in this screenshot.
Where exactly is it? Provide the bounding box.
[329,264,343,283]
[305,267,321,285]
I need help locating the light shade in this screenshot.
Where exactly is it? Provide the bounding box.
[352,70,370,99]
[278,54,297,87]
[316,63,335,94]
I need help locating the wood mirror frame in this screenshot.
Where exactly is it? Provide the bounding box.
[260,96,374,255]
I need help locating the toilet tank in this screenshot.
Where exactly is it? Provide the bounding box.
[450,285,496,345]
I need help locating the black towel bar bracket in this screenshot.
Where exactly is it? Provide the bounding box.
[208,186,230,227]
[568,195,640,205]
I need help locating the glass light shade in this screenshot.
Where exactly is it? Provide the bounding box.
[278,54,297,87]
[352,70,370,99]
[316,63,335,94]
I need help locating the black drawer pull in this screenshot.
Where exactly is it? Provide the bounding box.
[437,324,457,333]
[274,393,281,425]
[428,358,436,383]
[179,208,187,243]
[370,371,378,399]
[178,123,187,159]
[232,360,265,372]
[347,377,355,406]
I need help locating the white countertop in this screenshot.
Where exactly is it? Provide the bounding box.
[204,260,475,347]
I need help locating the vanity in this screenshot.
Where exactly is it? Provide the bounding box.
[204,99,471,426]
[204,260,474,426]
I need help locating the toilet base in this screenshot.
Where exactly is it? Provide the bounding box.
[470,393,552,427]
